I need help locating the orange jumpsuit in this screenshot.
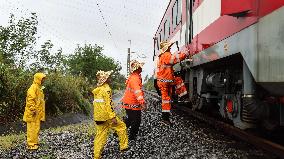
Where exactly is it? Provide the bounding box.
[121,72,145,110]
[157,51,189,112]
[174,76,187,98]
[121,72,145,140]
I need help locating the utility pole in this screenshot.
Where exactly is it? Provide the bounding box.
[127,40,131,76]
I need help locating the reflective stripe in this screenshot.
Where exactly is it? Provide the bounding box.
[178,91,187,97]
[162,110,171,112]
[176,83,185,89]
[137,96,143,100]
[134,90,142,94]
[162,100,171,104]
[126,88,132,91]
[160,64,172,68]
[126,88,142,94]
[158,79,174,83]
[122,103,140,109]
[94,99,105,103]
[185,51,189,56]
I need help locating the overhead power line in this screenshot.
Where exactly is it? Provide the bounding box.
[95,0,118,50]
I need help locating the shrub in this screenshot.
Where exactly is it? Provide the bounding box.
[44,72,92,117]
[0,64,32,124]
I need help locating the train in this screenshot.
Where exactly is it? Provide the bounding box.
[153,0,284,130]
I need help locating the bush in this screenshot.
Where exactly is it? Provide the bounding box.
[0,64,32,124]
[0,67,93,124]
[44,72,92,117]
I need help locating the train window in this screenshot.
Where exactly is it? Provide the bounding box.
[172,0,182,30]
[192,0,196,7]
[177,0,182,24]
[164,19,170,39]
[160,29,163,42]
[172,1,178,29]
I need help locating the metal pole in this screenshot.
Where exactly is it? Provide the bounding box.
[127,40,131,76]
[127,47,130,76]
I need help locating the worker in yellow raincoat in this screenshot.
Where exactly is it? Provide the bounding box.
[23,72,46,150]
[92,70,128,159]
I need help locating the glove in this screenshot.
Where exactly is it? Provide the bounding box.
[31,111,37,117]
[111,117,118,125]
[141,103,147,111]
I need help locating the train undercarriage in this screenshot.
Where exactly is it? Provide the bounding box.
[181,54,283,130]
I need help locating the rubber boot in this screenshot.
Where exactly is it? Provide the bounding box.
[161,112,172,126]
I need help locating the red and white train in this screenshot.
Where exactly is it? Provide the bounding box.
[153,0,284,129]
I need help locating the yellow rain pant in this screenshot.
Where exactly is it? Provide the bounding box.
[94,117,128,159]
[26,120,41,150]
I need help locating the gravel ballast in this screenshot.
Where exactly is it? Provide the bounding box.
[0,94,276,159]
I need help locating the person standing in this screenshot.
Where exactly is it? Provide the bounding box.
[157,41,190,125]
[23,72,46,150]
[92,70,128,159]
[121,60,146,140]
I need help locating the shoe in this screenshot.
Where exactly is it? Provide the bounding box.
[27,144,39,150]
[121,147,129,152]
[129,136,136,141]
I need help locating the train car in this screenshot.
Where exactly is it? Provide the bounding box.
[153,0,284,130]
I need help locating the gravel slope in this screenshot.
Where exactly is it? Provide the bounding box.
[0,94,276,159]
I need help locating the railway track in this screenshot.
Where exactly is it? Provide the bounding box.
[144,90,284,159]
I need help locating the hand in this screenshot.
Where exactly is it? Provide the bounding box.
[141,103,147,111]
[31,111,37,117]
[111,118,118,125]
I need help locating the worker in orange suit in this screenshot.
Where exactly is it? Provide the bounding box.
[121,60,146,140]
[23,72,46,150]
[174,72,188,101]
[157,41,190,125]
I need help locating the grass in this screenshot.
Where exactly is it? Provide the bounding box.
[40,155,54,159]
[46,122,94,135]
[0,132,25,150]
[0,106,126,151]
[0,121,95,151]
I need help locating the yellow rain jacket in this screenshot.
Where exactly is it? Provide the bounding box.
[92,83,116,121]
[23,73,46,122]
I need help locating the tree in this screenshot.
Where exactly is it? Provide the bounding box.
[0,13,38,67]
[143,76,155,91]
[67,44,125,89]
[30,40,67,71]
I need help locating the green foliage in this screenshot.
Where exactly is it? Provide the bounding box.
[0,13,37,67]
[44,72,92,116]
[67,44,125,90]
[0,13,125,124]
[30,40,67,71]
[0,132,25,150]
[143,76,155,91]
[0,64,32,123]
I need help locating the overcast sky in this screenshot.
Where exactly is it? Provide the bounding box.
[0,0,169,79]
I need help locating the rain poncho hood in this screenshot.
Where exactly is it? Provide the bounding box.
[33,73,46,86]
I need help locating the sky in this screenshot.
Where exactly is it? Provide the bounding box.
[0,0,169,79]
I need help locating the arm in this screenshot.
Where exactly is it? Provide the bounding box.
[130,76,145,105]
[26,86,37,115]
[164,51,190,65]
[104,88,116,119]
